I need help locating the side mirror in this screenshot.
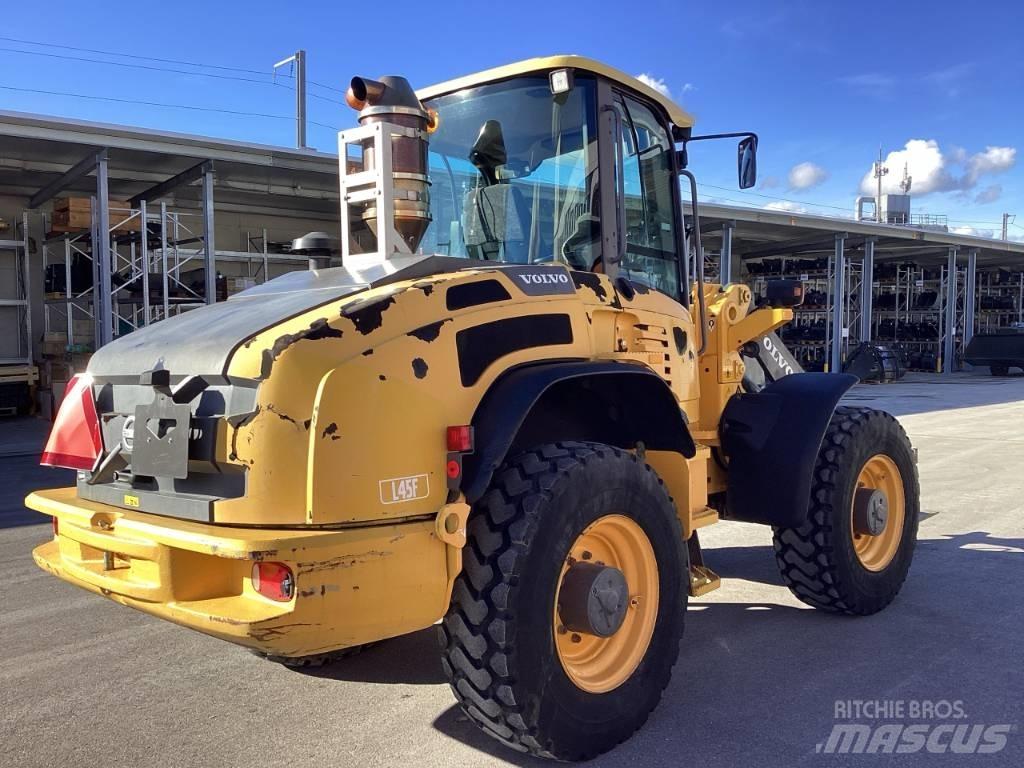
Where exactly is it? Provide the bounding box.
[469,120,507,185]
[738,135,758,189]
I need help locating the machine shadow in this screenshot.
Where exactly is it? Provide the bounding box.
[291,625,447,685]
[0,455,72,529]
[430,530,1024,766]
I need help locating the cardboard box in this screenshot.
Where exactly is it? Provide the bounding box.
[51,197,141,233]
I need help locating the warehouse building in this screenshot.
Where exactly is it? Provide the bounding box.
[1,108,1023,415]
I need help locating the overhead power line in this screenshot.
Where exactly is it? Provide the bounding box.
[0,35,346,95]
[0,83,340,131]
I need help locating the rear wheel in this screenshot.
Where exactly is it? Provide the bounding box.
[772,407,919,615]
[991,364,1010,376]
[440,442,686,761]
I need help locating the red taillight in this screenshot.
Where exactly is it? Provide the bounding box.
[446,425,474,452]
[251,562,295,602]
[41,374,103,471]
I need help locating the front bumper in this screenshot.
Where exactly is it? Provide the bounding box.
[27,487,455,657]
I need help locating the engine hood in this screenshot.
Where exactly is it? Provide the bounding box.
[87,254,487,382]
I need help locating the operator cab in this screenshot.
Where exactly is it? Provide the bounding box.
[416,56,694,302]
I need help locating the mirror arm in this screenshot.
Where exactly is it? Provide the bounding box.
[679,170,708,355]
[686,131,759,143]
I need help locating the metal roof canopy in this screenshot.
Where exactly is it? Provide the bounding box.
[2,109,1021,270]
[693,202,1024,269]
[0,109,341,220]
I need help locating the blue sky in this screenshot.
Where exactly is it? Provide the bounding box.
[3,0,1022,239]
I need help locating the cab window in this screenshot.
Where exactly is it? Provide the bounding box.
[615,94,680,298]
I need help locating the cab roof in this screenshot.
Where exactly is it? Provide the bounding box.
[417,55,695,129]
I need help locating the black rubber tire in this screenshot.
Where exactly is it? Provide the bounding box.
[772,406,919,615]
[439,441,686,761]
[251,642,380,668]
[991,364,1010,376]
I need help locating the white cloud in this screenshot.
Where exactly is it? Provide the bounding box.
[681,82,695,94]
[974,184,1002,204]
[635,73,671,98]
[858,140,1017,197]
[966,147,1016,185]
[788,162,829,190]
[759,175,781,190]
[951,225,996,239]
[764,201,808,213]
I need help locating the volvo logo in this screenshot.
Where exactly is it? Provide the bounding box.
[762,336,796,377]
[517,273,570,285]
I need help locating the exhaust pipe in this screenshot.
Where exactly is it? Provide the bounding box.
[345,77,387,110]
[344,75,433,252]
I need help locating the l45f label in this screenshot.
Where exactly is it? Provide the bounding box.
[379,474,429,504]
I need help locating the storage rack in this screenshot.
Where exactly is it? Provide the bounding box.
[0,212,31,365]
[40,204,308,361]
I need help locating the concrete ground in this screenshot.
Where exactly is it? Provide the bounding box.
[1,371,1022,767]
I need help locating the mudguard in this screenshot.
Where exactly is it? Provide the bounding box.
[720,372,857,527]
[463,361,696,503]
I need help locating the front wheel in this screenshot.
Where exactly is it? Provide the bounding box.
[773,406,919,615]
[439,442,686,761]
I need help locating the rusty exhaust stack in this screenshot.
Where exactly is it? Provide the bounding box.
[345,75,433,253]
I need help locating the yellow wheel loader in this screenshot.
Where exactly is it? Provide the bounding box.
[27,56,919,760]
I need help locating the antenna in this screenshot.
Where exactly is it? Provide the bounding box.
[872,146,889,222]
[899,163,912,194]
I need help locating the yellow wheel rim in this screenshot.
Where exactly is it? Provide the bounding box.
[851,454,906,572]
[553,514,659,694]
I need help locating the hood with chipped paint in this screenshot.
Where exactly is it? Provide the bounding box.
[87,254,487,382]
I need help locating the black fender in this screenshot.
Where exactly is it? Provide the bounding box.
[719,372,857,527]
[462,361,696,503]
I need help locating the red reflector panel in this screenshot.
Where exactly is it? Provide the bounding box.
[446,425,474,452]
[41,374,103,471]
[446,459,461,479]
[251,562,295,602]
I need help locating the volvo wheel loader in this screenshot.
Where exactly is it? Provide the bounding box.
[27,56,919,761]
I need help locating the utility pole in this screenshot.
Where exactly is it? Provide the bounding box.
[273,49,307,148]
[1002,213,1015,241]
[872,146,889,223]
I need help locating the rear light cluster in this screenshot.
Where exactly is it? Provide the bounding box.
[41,374,103,471]
[445,425,475,491]
[251,562,295,602]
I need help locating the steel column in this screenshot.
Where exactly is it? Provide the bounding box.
[202,168,216,304]
[720,221,735,285]
[95,155,114,347]
[140,200,150,325]
[830,234,846,373]
[860,237,875,342]
[295,50,307,149]
[160,202,170,319]
[21,211,32,363]
[943,247,958,373]
[963,248,977,356]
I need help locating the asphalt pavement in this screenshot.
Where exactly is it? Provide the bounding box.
[1,371,1022,767]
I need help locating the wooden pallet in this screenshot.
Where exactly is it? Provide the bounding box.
[0,365,39,386]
